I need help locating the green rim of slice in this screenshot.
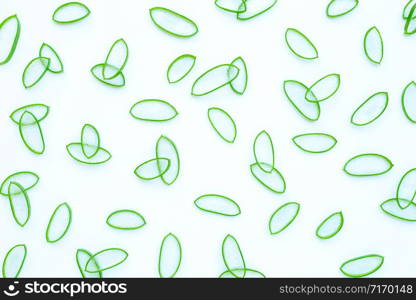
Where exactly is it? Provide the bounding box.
[149,7,198,38]
[343,153,393,176]
[22,57,51,89]
[129,99,178,122]
[221,234,246,278]
[236,0,278,21]
[75,248,103,278]
[106,209,146,230]
[380,198,416,221]
[66,143,112,164]
[229,56,248,95]
[102,38,129,80]
[39,42,64,73]
[10,103,50,125]
[207,107,237,143]
[0,171,39,196]
[405,3,416,35]
[268,202,300,235]
[18,111,45,155]
[292,133,337,153]
[134,158,171,180]
[91,63,125,87]
[2,244,27,278]
[339,254,384,278]
[167,54,196,84]
[85,248,128,273]
[45,202,72,243]
[215,0,247,13]
[80,124,100,159]
[0,14,21,65]
[155,135,180,185]
[250,162,286,194]
[285,28,319,60]
[396,168,416,209]
[194,194,241,216]
[326,0,359,18]
[401,81,416,123]
[305,73,341,102]
[158,233,182,278]
[253,130,275,172]
[363,26,383,64]
[219,268,265,278]
[52,2,91,24]
[191,64,240,96]
[350,91,388,126]
[315,211,343,239]
[8,181,31,227]
[283,80,320,121]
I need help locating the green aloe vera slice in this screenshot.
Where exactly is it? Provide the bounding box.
[268,202,300,235]
[134,158,171,180]
[129,99,178,122]
[85,248,128,273]
[215,0,247,13]
[315,211,343,239]
[364,26,383,64]
[192,64,239,96]
[326,0,359,18]
[253,130,275,172]
[222,234,246,278]
[39,43,64,73]
[285,28,318,60]
[45,202,72,243]
[208,107,237,143]
[219,268,265,278]
[0,15,20,65]
[283,80,320,121]
[66,143,111,164]
[380,198,416,221]
[401,81,416,123]
[10,104,50,125]
[343,153,393,177]
[91,63,125,87]
[403,0,416,19]
[80,124,100,159]
[76,249,102,278]
[155,135,180,185]
[250,162,286,194]
[340,254,384,278]
[167,54,196,83]
[8,182,31,227]
[22,57,50,88]
[305,73,341,102]
[229,56,248,95]
[194,194,241,216]
[2,244,27,278]
[236,0,278,20]
[106,209,146,230]
[350,92,388,126]
[103,38,128,80]
[158,233,182,278]
[405,4,416,34]
[0,171,39,196]
[52,2,91,24]
[18,111,45,155]
[149,7,198,38]
[292,133,337,153]
[396,168,416,209]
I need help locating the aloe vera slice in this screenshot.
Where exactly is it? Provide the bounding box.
[350,92,388,126]
[305,73,341,102]
[167,54,196,83]
[66,143,112,164]
[10,104,50,125]
[149,7,198,38]
[91,63,125,87]
[194,194,241,216]
[250,162,286,194]
[229,56,248,95]
[52,2,91,24]
[340,254,384,278]
[292,133,337,153]
[268,202,300,235]
[85,248,128,273]
[45,202,72,243]
[103,38,128,80]
[134,158,170,180]
[2,244,27,278]
[396,168,416,209]
[285,28,318,60]
[343,153,393,177]
[22,57,50,88]
[129,99,178,122]
[222,234,246,278]
[215,0,247,13]
[315,211,343,239]
[0,171,39,196]
[236,0,278,20]
[192,64,239,96]
[18,111,45,155]
[401,81,416,123]
[158,233,182,278]
[380,198,416,221]
[80,124,100,159]
[76,249,102,278]
[0,15,20,64]
[405,4,416,34]
[8,182,31,227]
[253,130,275,172]
[208,107,237,143]
[155,135,180,185]
[403,0,416,19]
[326,0,359,18]
[219,268,265,278]
[283,80,320,121]
[106,209,146,230]
[39,43,64,73]
[364,26,383,64]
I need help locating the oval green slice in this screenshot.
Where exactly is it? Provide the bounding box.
[219,268,265,278]
[10,104,50,125]
[208,107,237,143]
[80,124,100,159]
[350,92,388,126]
[155,135,180,185]
[253,130,275,172]
[149,7,198,38]
[326,0,359,18]
[76,249,102,278]
[91,63,125,87]
[52,2,91,24]
[401,81,416,123]
[364,26,383,64]
[215,0,247,13]
[39,42,64,73]
[285,28,318,60]
[45,202,72,243]
[2,244,27,278]
[0,171,39,196]
[380,198,416,221]
[85,248,128,273]
[8,182,31,227]
[269,202,300,235]
[106,209,146,230]
[305,73,341,102]
[103,38,128,80]
[167,54,196,83]
[18,111,45,155]
[343,153,393,177]
[283,80,320,121]
[250,162,286,194]
[66,143,111,165]
[405,4,416,34]
[22,57,50,89]
[403,0,416,19]
[222,234,246,278]
[315,211,343,239]
[396,168,416,209]
[229,56,248,95]
[340,254,384,278]
[292,133,337,153]
[236,0,278,20]
[134,158,170,180]
[158,233,182,278]
[194,194,241,216]
[192,64,239,96]
[129,99,178,122]
[0,14,20,65]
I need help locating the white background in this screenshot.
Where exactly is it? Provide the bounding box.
[0,0,415,277]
